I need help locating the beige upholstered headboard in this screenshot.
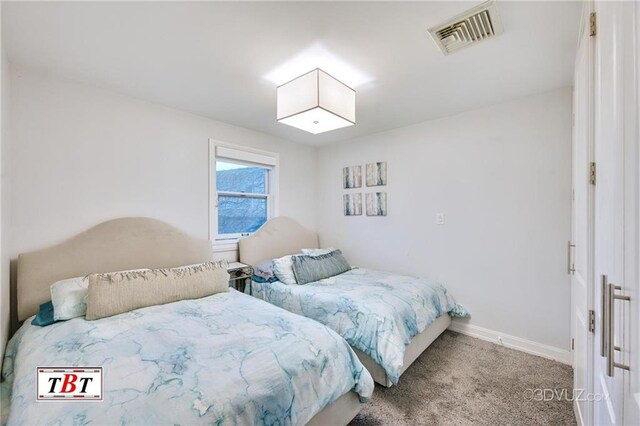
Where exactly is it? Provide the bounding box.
[17,217,212,321]
[238,217,319,266]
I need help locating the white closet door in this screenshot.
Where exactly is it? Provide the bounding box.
[622,1,640,424]
[591,1,635,424]
[571,2,595,424]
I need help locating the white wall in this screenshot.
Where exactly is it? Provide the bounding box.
[316,88,572,353]
[1,43,10,356]
[7,64,317,264]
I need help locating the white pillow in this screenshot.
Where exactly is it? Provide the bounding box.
[272,255,298,285]
[50,276,89,321]
[301,247,336,256]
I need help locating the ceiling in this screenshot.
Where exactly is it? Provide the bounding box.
[2,1,582,146]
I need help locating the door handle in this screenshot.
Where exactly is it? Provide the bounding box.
[567,241,576,275]
[601,275,608,357]
[606,280,631,377]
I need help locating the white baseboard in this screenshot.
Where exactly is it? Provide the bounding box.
[448,319,572,365]
[574,400,585,426]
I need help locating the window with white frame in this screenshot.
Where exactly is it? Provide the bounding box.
[210,142,279,244]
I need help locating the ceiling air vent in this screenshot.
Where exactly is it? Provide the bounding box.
[428,0,504,55]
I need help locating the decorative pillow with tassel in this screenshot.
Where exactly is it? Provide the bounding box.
[86,261,230,320]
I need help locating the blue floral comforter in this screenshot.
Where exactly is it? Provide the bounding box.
[1,290,373,425]
[252,268,468,384]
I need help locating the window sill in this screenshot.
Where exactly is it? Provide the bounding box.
[212,241,239,253]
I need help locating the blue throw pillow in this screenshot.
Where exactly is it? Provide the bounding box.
[31,300,58,327]
[291,249,351,285]
[252,275,278,284]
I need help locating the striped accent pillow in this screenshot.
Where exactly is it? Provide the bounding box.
[86,262,230,320]
[291,250,351,285]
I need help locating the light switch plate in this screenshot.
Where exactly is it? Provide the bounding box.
[436,213,445,225]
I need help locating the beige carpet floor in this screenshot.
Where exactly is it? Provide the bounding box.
[350,331,576,426]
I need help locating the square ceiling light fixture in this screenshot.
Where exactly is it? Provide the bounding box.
[277,68,355,134]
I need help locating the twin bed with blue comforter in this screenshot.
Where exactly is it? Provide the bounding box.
[239,217,468,387]
[1,218,374,426]
[251,268,468,385]
[2,290,373,425]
